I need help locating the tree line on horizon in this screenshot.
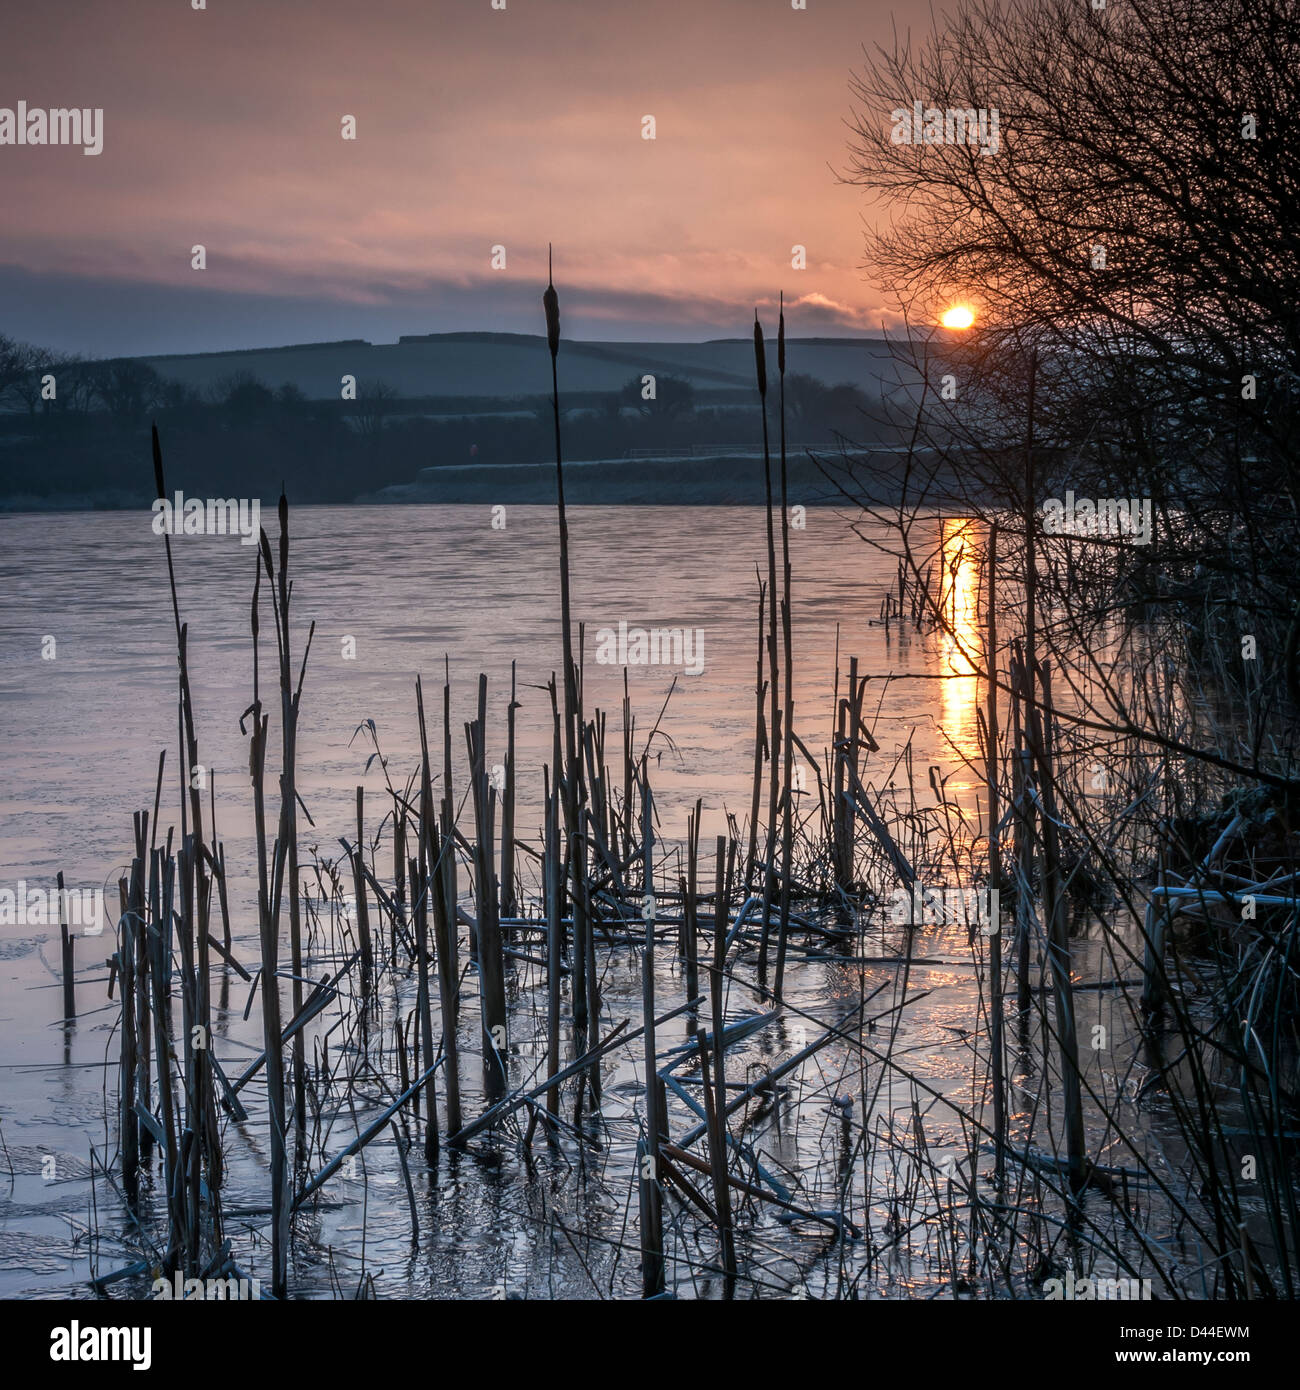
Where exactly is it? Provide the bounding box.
[0,332,884,507]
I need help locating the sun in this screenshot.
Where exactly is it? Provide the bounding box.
[940,305,976,330]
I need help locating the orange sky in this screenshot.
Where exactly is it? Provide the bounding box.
[0,0,911,355]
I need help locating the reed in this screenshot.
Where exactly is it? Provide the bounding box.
[466,674,508,1099]
[352,787,374,988]
[543,768,563,1120]
[545,248,588,1035]
[706,835,737,1287]
[982,524,1007,1185]
[745,583,767,896]
[774,294,795,998]
[753,314,782,988]
[57,870,75,1022]
[500,660,518,920]
[639,782,665,1295]
[249,527,290,1298]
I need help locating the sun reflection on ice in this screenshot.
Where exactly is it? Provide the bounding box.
[938,517,982,759]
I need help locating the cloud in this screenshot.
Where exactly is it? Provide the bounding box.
[0,0,899,353]
[0,263,895,359]
[783,292,877,328]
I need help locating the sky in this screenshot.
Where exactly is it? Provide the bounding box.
[1,0,911,357]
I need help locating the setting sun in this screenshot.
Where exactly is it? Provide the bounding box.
[940,305,976,330]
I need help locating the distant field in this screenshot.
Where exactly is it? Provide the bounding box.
[367,448,961,507]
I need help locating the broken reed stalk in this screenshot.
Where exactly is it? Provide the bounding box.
[1023,656,1087,1198]
[544,771,562,1119]
[832,657,875,905]
[706,835,737,1286]
[135,849,153,1161]
[395,1013,411,1104]
[844,665,875,877]
[214,841,232,956]
[57,870,75,1022]
[392,793,406,967]
[501,659,518,920]
[983,523,1006,1185]
[683,798,701,1033]
[410,853,439,1162]
[118,845,141,1206]
[249,542,290,1299]
[417,674,462,1135]
[441,659,460,977]
[431,838,462,1136]
[176,833,203,1267]
[1010,662,1033,1017]
[746,582,767,896]
[575,647,601,1086]
[754,314,781,985]
[640,781,665,1296]
[467,673,507,1099]
[833,657,851,895]
[453,1009,708,1148]
[391,1118,419,1242]
[293,1058,441,1211]
[147,842,182,1263]
[622,670,635,869]
[353,787,374,987]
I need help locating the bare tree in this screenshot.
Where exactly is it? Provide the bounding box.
[828,0,1300,1293]
[352,379,399,437]
[0,334,38,409]
[91,358,166,426]
[842,0,1300,663]
[6,344,49,415]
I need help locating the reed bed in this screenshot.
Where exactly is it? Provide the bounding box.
[79,269,1298,1301]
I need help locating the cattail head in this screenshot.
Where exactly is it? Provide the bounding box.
[753,312,767,398]
[543,244,560,360]
[151,424,165,499]
[778,291,785,377]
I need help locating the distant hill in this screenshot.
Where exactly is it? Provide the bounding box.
[138,332,916,403]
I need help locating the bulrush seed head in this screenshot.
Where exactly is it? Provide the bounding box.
[544,245,560,358]
[753,313,767,398]
[778,295,785,376]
